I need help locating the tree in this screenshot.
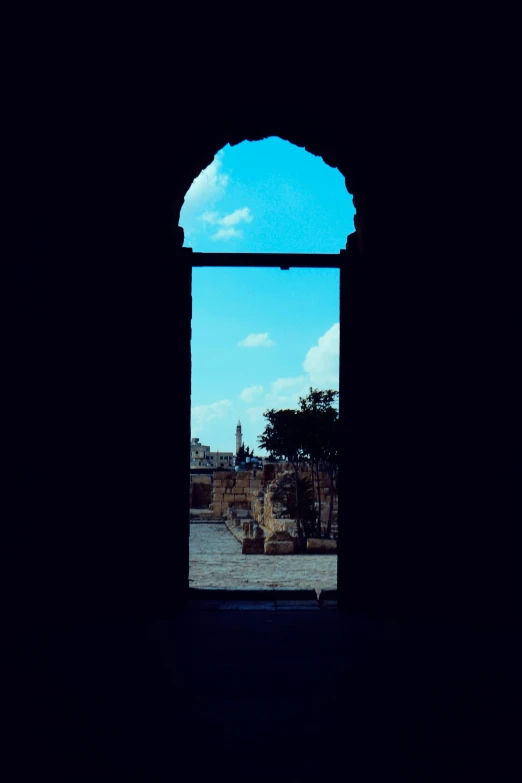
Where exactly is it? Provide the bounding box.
[258,389,340,547]
[298,388,339,538]
[236,444,246,463]
[237,443,256,467]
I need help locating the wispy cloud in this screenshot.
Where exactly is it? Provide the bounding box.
[201,211,220,224]
[238,332,275,348]
[211,227,243,241]
[239,385,264,403]
[191,399,232,433]
[302,323,340,386]
[261,325,340,413]
[220,207,253,226]
[202,207,253,240]
[270,376,307,395]
[263,376,309,409]
[202,207,253,226]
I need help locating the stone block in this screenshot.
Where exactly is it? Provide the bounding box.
[268,519,298,534]
[265,530,293,542]
[214,480,223,488]
[242,537,265,555]
[264,540,295,555]
[306,538,337,554]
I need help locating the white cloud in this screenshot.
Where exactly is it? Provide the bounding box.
[270,376,307,395]
[211,227,243,241]
[239,385,264,403]
[302,323,340,386]
[262,379,309,410]
[201,211,220,224]
[191,399,232,432]
[238,332,275,348]
[183,153,229,207]
[220,207,253,226]
[202,207,253,240]
[239,328,339,423]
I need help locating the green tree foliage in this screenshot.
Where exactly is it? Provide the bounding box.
[258,409,304,464]
[258,389,339,544]
[299,389,339,461]
[298,388,339,538]
[237,443,256,466]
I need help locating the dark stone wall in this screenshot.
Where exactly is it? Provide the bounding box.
[13,50,520,631]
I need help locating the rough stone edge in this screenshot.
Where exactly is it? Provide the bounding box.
[225,518,244,544]
[225,518,271,544]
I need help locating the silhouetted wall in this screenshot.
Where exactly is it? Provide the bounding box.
[15,54,520,630]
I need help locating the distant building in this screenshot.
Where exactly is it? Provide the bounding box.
[190,437,234,469]
[190,419,264,469]
[190,438,210,465]
[208,450,234,468]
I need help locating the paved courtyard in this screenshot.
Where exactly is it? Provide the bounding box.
[189,523,337,594]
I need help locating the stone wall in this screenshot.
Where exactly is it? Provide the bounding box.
[210,470,264,518]
[210,463,338,537]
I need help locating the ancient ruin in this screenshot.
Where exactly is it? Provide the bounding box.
[190,460,338,559]
[212,465,337,535]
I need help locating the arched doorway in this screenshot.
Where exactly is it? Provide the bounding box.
[181,137,356,602]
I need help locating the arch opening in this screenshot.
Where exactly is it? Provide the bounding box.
[185,137,344,598]
[179,137,355,253]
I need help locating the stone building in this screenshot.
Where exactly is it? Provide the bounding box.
[190,437,234,468]
[23,55,519,629]
[208,451,234,468]
[18,43,519,775]
[190,438,211,466]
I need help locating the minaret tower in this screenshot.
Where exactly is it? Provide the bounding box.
[235,419,242,456]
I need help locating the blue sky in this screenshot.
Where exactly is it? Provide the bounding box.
[180,137,353,456]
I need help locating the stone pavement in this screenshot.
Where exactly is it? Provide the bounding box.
[189,522,337,594]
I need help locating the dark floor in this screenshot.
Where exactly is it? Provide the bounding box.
[18,601,521,780]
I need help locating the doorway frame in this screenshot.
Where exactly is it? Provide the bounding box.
[188,248,346,602]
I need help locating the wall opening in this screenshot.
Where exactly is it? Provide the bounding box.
[180,136,354,253]
[184,138,349,599]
